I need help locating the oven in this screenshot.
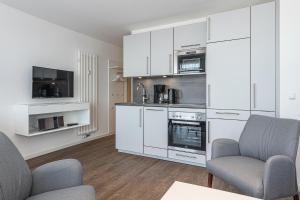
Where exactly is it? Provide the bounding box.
[168,110,206,155]
[174,47,206,75]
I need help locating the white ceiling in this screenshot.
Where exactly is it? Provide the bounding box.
[0,0,272,47]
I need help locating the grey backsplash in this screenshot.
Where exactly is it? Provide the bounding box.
[133,75,206,104]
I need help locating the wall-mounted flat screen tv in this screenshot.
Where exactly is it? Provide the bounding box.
[32,66,74,98]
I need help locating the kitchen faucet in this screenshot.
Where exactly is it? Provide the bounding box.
[136,82,148,104]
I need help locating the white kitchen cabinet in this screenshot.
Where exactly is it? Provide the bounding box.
[116,106,144,154]
[144,107,168,157]
[174,22,207,50]
[151,28,174,76]
[251,2,276,112]
[207,7,250,43]
[207,109,250,121]
[206,39,250,110]
[251,111,276,118]
[123,32,150,77]
[206,118,247,160]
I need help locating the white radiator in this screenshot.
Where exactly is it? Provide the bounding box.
[78,51,99,135]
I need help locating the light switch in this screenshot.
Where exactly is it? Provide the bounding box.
[289,93,297,100]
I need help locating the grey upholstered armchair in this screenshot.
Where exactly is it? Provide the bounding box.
[207,115,300,200]
[0,132,95,200]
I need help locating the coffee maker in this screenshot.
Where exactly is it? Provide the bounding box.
[154,84,166,104]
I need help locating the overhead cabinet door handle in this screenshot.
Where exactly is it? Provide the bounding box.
[146,56,150,74]
[169,54,173,73]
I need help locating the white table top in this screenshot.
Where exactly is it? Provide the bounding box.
[161,181,260,200]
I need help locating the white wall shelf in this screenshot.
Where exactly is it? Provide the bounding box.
[14,102,90,137]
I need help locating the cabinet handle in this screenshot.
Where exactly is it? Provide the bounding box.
[139,108,142,127]
[181,44,201,48]
[175,153,197,159]
[207,17,211,41]
[215,112,240,116]
[253,83,256,109]
[145,108,164,112]
[146,56,150,74]
[207,84,211,107]
[169,54,173,74]
[207,121,210,143]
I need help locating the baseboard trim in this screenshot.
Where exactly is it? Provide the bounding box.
[118,149,206,168]
[24,132,115,160]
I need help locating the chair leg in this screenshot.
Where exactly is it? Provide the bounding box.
[294,194,299,200]
[208,173,213,188]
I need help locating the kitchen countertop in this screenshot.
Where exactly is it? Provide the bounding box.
[115,102,206,109]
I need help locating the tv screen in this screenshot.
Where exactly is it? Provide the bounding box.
[32,66,74,98]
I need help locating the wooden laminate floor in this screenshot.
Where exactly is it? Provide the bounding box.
[27,135,293,200]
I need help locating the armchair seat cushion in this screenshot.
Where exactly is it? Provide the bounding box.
[207,156,265,198]
[26,185,95,200]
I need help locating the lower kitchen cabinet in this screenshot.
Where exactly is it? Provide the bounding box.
[168,150,206,165]
[144,107,168,157]
[144,146,167,158]
[206,118,247,160]
[116,106,144,154]
[251,111,276,117]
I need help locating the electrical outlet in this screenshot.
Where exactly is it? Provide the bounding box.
[82,133,91,139]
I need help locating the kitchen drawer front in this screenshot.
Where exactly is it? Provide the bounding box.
[144,146,167,158]
[168,150,206,165]
[251,111,276,118]
[207,109,250,121]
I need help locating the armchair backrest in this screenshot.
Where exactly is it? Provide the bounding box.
[0,132,32,200]
[239,115,300,162]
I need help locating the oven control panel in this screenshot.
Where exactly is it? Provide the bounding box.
[168,111,206,121]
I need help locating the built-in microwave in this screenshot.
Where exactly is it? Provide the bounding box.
[174,47,206,75]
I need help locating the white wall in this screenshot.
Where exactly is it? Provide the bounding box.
[278,0,300,186]
[0,3,122,159]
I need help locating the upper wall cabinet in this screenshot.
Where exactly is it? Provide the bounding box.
[151,28,174,76]
[174,22,207,50]
[123,32,150,77]
[251,2,276,112]
[207,7,250,43]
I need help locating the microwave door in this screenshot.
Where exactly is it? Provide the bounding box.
[176,52,205,74]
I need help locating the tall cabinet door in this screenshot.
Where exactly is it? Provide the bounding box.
[116,106,144,154]
[206,39,250,110]
[251,2,276,112]
[206,118,247,160]
[151,28,174,76]
[207,7,250,43]
[123,32,150,77]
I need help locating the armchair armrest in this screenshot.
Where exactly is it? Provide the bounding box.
[211,139,240,159]
[31,159,83,195]
[264,155,298,200]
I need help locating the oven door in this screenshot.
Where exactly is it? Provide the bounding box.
[168,119,206,154]
[174,49,206,74]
